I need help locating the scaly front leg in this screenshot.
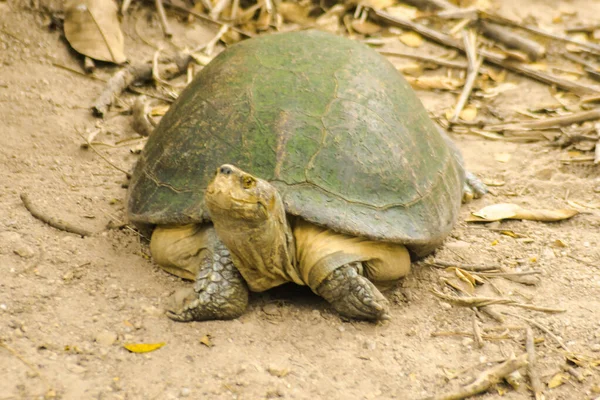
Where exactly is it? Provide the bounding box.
[167,240,249,321]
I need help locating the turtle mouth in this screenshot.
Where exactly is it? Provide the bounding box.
[205,191,269,220]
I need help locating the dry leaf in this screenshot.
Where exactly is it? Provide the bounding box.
[467,203,579,222]
[409,76,462,91]
[399,32,423,48]
[200,335,213,347]
[397,63,423,76]
[548,372,568,388]
[151,104,171,117]
[351,20,382,35]
[64,0,126,64]
[528,62,548,71]
[444,277,474,295]
[277,2,312,25]
[357,0,395,10]
[494,153,512,163]
[385,4,418,20]
[123,342,165,353]
[459,106,478,121]
[552,239,568,247]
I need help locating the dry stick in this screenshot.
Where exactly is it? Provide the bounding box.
[121,0,133,14]
[474,270,541,278]
[503,311,570,352]
[526,327,545,400]
[451,30,482,122]
[378,50,468,69]
[20,193,92,237]
[482,12,600,55]
[427,353,529,400]
[131,96,154,137]
[485,108,600,131]
[164,2,253,38]
[479,21,546,61]
[472,311,484,348]
[370,9,600,95]
[405,0,545,60]
[92,64,153,117]
[0,340,52,394]
[76,130,132,178]
[431,290,566,313]
[155,0,173,37]
[423,260,498,271]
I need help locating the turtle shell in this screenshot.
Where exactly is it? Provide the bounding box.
[127,30,465,256]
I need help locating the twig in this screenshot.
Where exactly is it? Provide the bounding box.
[474,270,541,278]
[479,21,546,61]
[20,193,92,237]
[472,312,484,348]
[480,306,505,322]
[0,340,53,395]
[485,109,600,131]
[92,64,153,117]
[427,353,528,400]
[52,63,107,82]
[76,130,132,178]
[370,9,600,94]
[503,311,570,352]
[423,260,498,271]
[121,0,132,14]
[526,327,545,400]
[164,2,253,38]
[482,12,600,55]
[131,96,154,137]
[378,50,468,69]
[432,290,566,313]
[451,30,482,122]
[405,0,545,60]
[155,0,173,37]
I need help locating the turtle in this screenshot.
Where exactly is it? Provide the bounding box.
[127,30,486,322]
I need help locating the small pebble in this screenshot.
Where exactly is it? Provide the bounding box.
[363,339,377,350]
[262,303,279,316]
[462,338,474,347]
[439,301,452,310]
[95,330,117,346]
[180,387,191,397]
[591,343,600,352]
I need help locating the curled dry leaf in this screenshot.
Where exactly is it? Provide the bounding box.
[467,203,579,222]
[123,342,165,353]
[64,0,126,64]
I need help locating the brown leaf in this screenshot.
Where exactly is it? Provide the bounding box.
[548,372,568,388]
[351,20,382,35]
[64,0,126,64]
[467,203,579,222]
[399,32,424,48]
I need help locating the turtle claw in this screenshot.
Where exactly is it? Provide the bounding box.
[317,263,390,321]
[462,171,487,203]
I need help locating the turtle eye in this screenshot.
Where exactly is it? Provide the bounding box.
[242,176,255,189]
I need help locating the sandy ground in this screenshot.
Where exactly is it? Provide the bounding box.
[1,0,599,399]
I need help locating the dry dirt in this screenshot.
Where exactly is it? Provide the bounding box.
[1,0,600,399]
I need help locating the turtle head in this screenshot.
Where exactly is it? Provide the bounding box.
[205,164,279,223]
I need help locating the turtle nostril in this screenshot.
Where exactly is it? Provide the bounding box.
[219,166,232,175]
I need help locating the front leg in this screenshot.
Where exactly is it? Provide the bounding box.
[167,241,249,322]
[316,262,390,321]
